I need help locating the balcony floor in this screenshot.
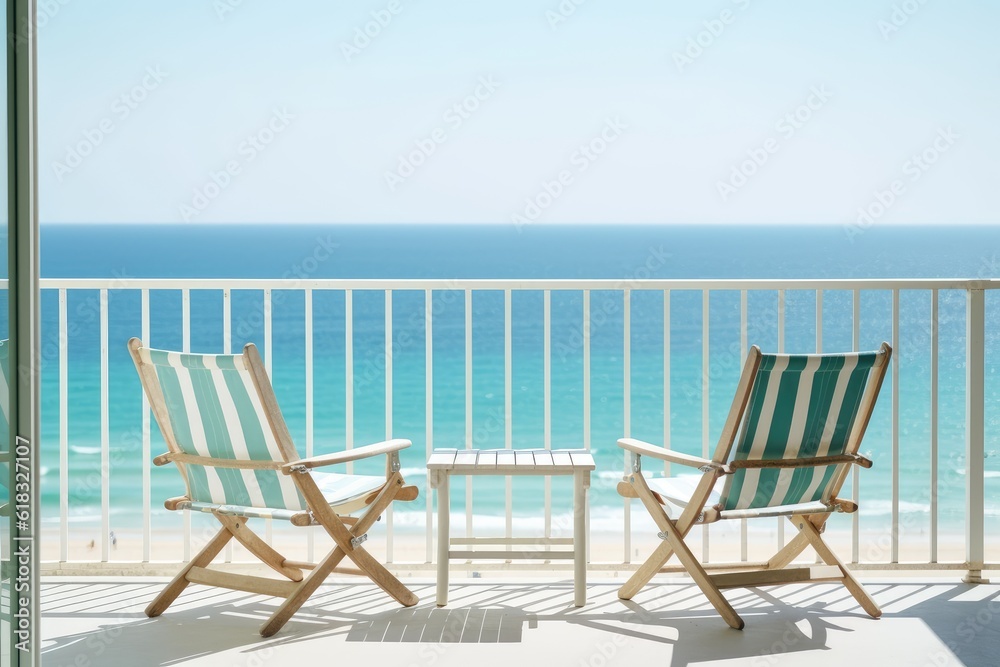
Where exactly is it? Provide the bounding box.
[42,575,998,667]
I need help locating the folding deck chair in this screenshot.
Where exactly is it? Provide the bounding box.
[617,343,891,629]
[128,338,419,636]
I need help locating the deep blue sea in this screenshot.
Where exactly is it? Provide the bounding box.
[35,223,1000,538]
[40,222,1000,280]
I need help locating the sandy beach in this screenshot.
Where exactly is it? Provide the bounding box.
[41,513,996,579]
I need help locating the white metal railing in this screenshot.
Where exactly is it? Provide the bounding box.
[37,278,999,579]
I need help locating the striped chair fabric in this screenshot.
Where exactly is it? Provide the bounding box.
[139,347,383,515]
[718,350,879,511]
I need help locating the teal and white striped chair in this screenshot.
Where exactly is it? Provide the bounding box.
[618,343,891,629]
[129,338,419,637]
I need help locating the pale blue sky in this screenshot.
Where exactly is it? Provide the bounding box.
[36,0,1000,224]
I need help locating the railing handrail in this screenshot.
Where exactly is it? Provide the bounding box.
[37,277,1000,291]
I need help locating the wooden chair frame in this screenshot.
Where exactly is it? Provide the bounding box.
[617,343,891,629]
[129,338,419,636]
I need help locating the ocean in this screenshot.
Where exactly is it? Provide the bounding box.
[34,223,1000,541]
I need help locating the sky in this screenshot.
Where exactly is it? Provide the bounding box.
[33,0,1000,225]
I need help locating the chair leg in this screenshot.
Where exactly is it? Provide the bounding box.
[260,491,418,635]
[261,523,416,636]
[145,520,236,618]
[319,475,419,608]
[216,514,303,581]
[619,540,677,601]
[657,516,745,630]
[259,475,420,637]
[260,540,350,637]
[618,473,682,600]
[622,473,744,629]
[338,539,419,607]
[766,531,811,570]
[792,515,882,618]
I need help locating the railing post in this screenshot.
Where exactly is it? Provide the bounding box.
[964,288,987,583]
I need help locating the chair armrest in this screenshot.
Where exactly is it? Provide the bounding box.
[153,451,281,470]
[617,438,721,471]
[728,453,873,470]
[281,439,412,474]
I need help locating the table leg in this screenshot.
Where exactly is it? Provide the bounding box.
[574,470,587,606]
[436,472,450,606]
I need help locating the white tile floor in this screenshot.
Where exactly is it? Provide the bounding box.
[41,575,999,667]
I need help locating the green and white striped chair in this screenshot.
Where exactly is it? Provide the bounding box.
[618,343,890,629]
[129,338,419,637]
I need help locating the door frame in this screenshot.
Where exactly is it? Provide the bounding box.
[6,0,40,664]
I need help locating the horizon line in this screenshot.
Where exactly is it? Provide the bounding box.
[37,220,999,227]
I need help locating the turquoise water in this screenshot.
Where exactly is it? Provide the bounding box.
[35,223,1000,536]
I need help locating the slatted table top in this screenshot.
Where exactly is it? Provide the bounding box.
[426,448,595,474]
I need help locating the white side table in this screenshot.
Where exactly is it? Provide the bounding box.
[426,448,596,607]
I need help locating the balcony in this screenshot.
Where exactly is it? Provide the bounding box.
[37,276,1000,665]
